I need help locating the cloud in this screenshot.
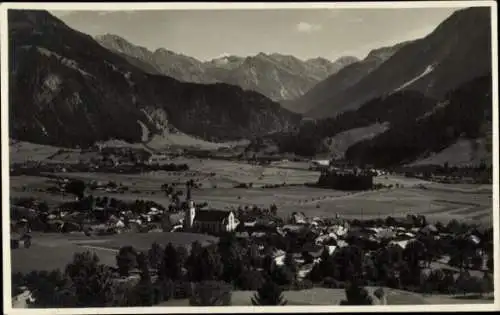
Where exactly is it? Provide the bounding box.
[296,22,322,33]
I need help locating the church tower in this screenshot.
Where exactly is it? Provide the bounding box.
[184,182,196,230]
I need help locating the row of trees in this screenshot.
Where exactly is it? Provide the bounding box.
[307,236,493,296]
[13,229,494,307]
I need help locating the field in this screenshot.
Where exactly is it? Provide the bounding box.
[11,232,218,274]
[158,287,493,306]
[8,152,493,275]
[10,158,493,224]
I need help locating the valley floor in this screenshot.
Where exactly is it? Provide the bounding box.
[10,158,493,225]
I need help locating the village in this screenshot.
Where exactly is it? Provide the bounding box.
[10,156,494,306]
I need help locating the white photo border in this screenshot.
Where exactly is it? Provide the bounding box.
[1,1,498,314]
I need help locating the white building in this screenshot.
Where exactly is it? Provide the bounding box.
[184,201,196,230]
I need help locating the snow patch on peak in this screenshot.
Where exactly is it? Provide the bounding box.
[37,47,94,78]
[394,65,435,92]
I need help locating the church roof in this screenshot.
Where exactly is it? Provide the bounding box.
[194,209,233,223]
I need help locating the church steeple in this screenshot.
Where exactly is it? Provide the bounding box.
[186,181,192,201]
[184,180,195,230]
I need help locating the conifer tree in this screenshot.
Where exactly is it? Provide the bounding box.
[134,252,155,306]
[251,277,287,306]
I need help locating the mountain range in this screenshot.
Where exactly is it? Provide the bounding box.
[251,7,493,167]
[283,41,410,114]
[8,7,493,168]
[295,6,492,118]
[94,34,359,102]
[8,10,300,148]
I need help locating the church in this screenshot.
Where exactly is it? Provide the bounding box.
[183,184,238,234]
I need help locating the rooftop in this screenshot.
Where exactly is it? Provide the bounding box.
[194,209,233,222]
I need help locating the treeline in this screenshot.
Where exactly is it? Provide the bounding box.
[10,162,190,177]
[271,90,437,157]
[346,74,492,167]
[12,234,300,307]
[12,225,494,308]
[259,75,492,168]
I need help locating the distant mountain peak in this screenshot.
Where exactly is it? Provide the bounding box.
[365,41,413,62]
[90,31,359,102]
[9,9,301,148]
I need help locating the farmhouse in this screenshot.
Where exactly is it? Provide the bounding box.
[309,159,330,171]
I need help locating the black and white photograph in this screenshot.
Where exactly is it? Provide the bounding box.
[1,1,498,313]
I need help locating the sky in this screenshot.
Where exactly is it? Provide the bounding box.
[51,8,459,61]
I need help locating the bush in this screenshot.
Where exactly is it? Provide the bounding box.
[173,281,192,299]
[293,279,314,290]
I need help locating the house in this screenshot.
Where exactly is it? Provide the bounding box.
[297,263,315,280]
[420,224,438,235]
[282,224,304,234]
[301,243,324,259]
[389,239,410,250]
[12,288,34,308]
[272,249,287,266]
[192,209,238,234]
[290,212,307,225]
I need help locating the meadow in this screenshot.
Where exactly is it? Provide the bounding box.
[10,157,493,224]
[157,287,493,306]
[11,232,218,274]
[8,146,493,276]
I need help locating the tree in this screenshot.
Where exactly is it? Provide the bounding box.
[435,221,445,232]
[218,234,245,284]
[317,247,335,279]
[187,241,204,281]
[116,246,138,277]
[133,252,155,306]
[38,201,49,213]
[270,265,295,287]
[247,243,262,268]
[24,270,74,308]
[262,254,274,276]
[302,251,314,265]
[340,280,374,305]
[455,271,472,296]
[66,179,86,200]
[189,281,232,306]
[481,272,494,295]
[470,252,484,270]
[450,236,474,271]
[284,253,298,275]
[148,242,163,271]
[189,246,223,282]
[467,276,485,297]
[237,268,265,290]
[446,219,462,235]
[160,243,182,281]
[363,255,379,282]
[487,255,493,273]
[65,251,115,307]
[402,240,426,286]
[251,278,287,306]
[153,277,175,303]
[373,287,387,305]
[270,204,278,216]
[333,245,364,282]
